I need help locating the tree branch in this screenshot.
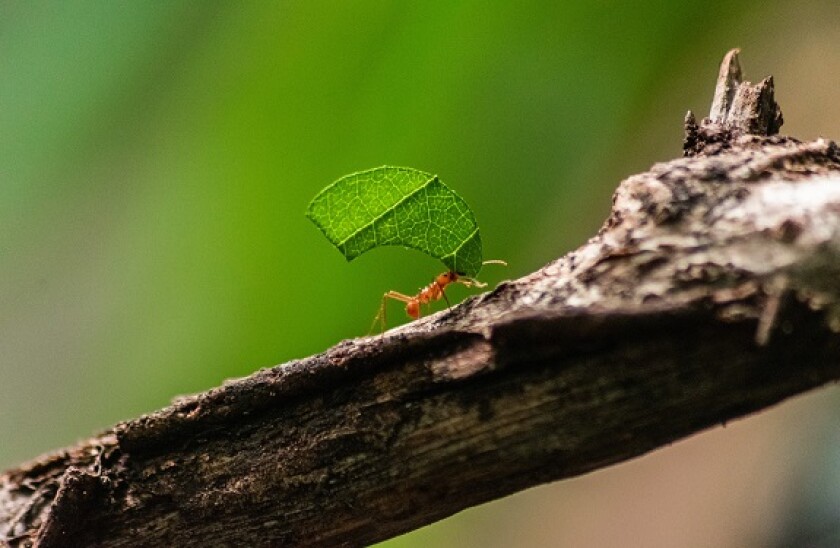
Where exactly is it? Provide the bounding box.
[3,49,840,547]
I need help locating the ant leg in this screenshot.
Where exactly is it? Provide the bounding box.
[370,291,415,334]
[371,299,387,335]
[440,285,451,308]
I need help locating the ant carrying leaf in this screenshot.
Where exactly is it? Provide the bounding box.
[306,166,505,331]
[371,259,507,332]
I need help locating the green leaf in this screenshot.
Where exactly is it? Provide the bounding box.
[306,166,483,278]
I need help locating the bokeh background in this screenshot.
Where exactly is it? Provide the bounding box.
[2,2,839,546]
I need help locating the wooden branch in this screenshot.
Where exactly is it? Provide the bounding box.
[3,49,840,547]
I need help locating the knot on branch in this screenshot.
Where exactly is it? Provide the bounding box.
[684,49,784,156]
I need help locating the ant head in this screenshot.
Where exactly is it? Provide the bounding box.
[437,271,458,284]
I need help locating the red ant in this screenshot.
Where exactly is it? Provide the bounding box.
[372,260,506,332]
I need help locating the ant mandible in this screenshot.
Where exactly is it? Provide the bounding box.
[373,260,506,332]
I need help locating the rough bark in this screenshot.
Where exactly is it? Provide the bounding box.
[3,49,840,547]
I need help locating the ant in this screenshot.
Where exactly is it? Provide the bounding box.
[372,260,507,332]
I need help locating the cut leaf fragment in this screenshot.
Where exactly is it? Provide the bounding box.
[306,166,483,277]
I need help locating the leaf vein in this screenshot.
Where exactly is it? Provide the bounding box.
[335,174,437,248]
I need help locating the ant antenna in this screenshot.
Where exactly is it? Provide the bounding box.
[458,260,508,288]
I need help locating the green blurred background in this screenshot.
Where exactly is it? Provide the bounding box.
[2,2,839,546]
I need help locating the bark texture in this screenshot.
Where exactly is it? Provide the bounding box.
[3,50,840,547]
